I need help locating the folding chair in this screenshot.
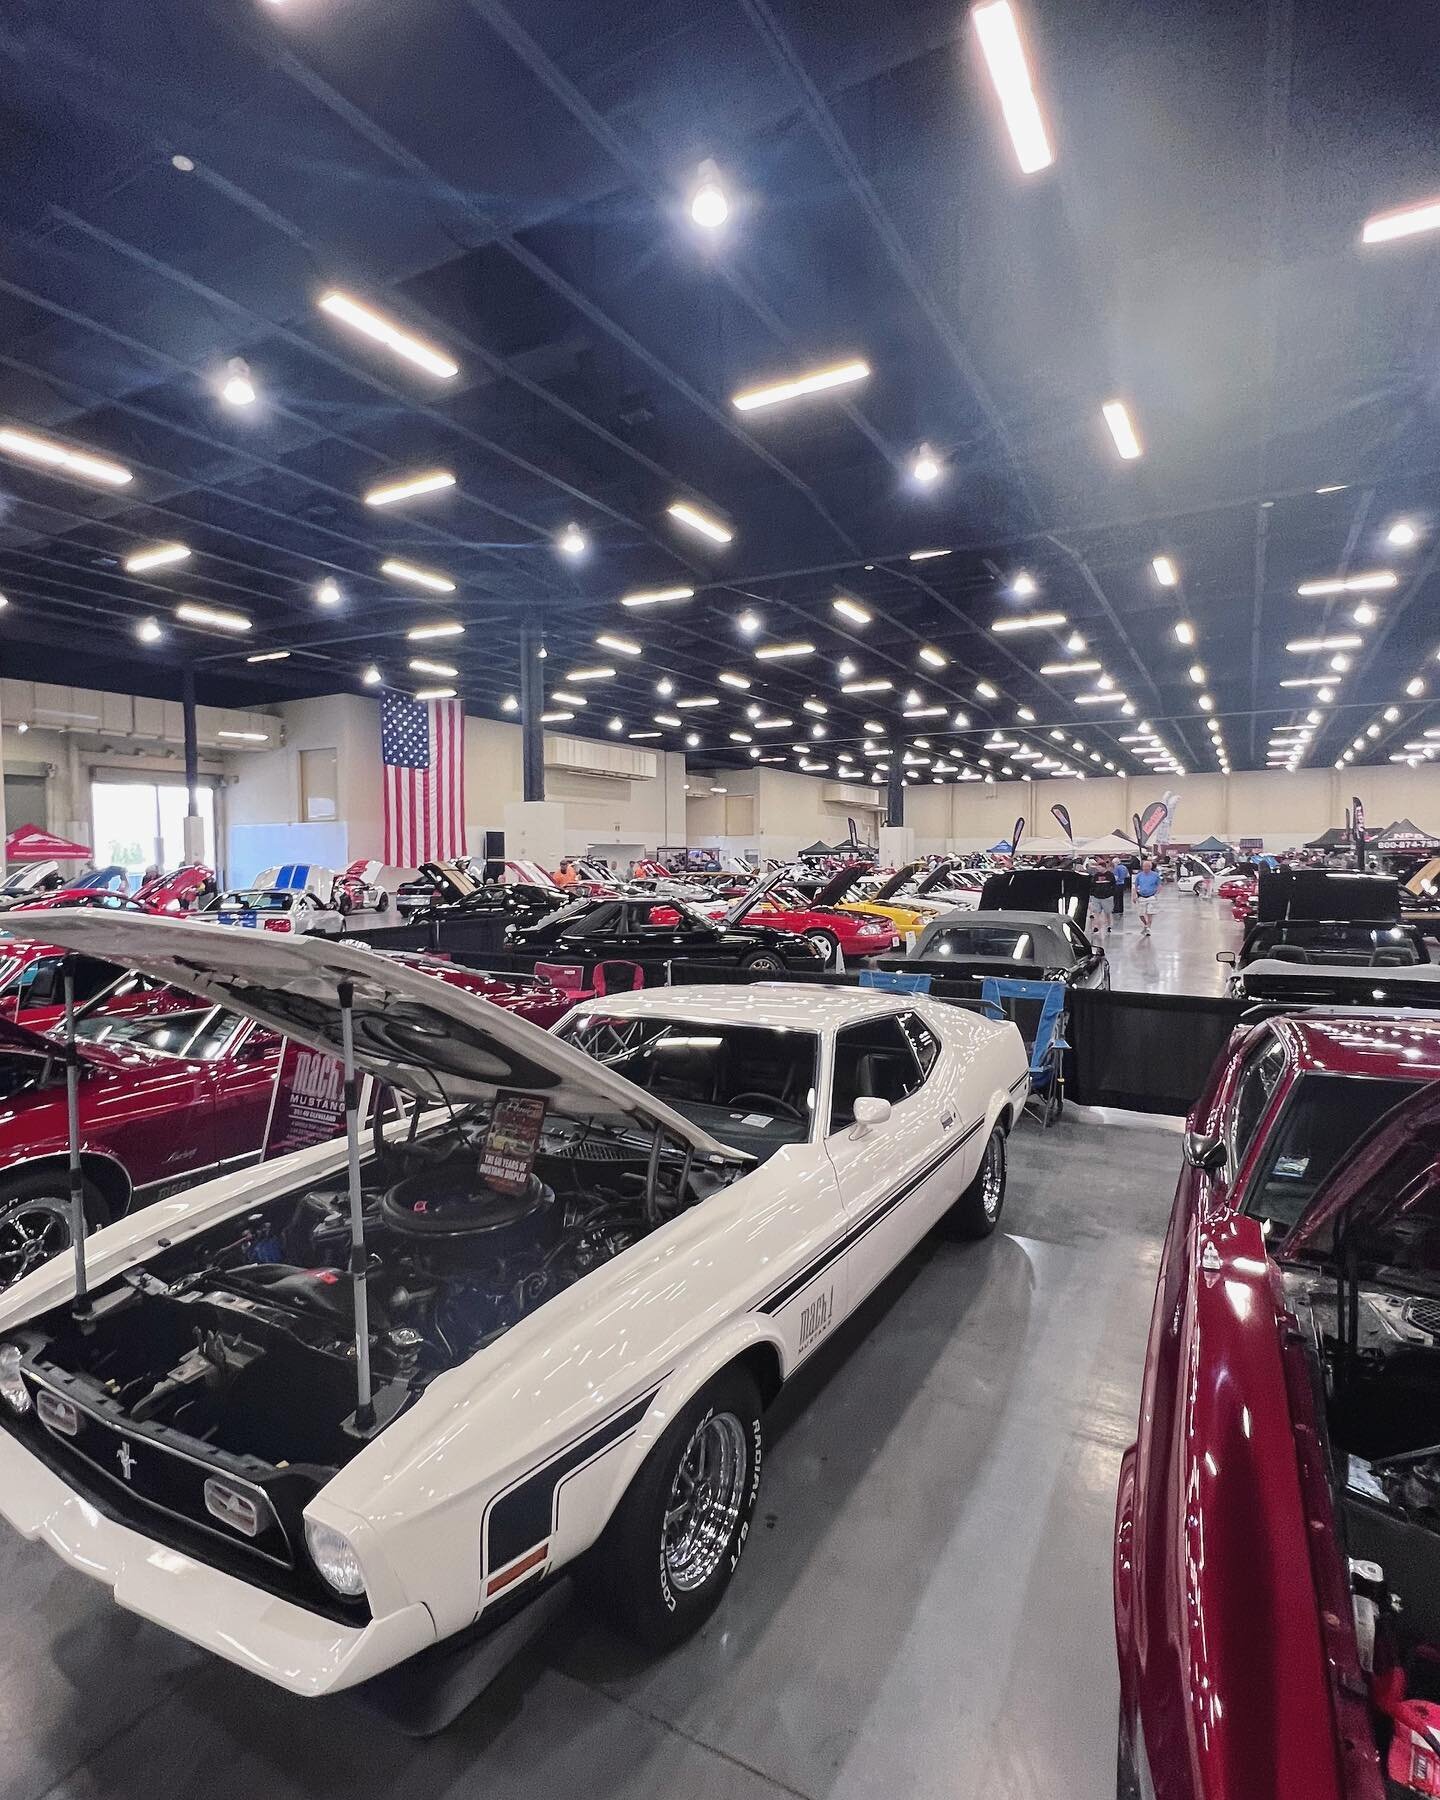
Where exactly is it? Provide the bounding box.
[978,976,1069,1126]
[593,959,646,995]
[857,969,933,995]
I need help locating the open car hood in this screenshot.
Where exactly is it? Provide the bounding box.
[979,869,1091,919]
[7,915,747,1163]
[722,870,783,928]
[812,866,867,908]
[1258,868,1401,924]
[1281,1078,1440,1264]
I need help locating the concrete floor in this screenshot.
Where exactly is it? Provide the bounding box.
[0,1110,1176,1800]
[1099,882,1245,997]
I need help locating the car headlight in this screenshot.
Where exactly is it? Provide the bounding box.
[0,1343,30,1415]
[305,1518,366,1596]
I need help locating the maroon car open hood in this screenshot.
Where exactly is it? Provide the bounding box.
[0,1009,113,1067]
[1280,1078,1440,1262]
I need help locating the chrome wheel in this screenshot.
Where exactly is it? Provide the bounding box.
[662,1412,749,1593]
[805,931,836,966]
[979,1135,1005,1221]
[0,1196,72,1289]
[744,953,782,973]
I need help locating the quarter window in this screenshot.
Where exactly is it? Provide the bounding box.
[1230,1036,1287,1166]
[829,1017,924,1132]
[897,1012,941,1078]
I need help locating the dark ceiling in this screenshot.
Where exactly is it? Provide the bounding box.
[1,0,1439,783]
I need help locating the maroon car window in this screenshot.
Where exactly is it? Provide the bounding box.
[1244,1074,1420,1241]
[1229,1036,1287,1167]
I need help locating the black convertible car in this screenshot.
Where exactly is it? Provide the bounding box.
[1220,868,1435,1004]
[509,894,824,975]
[395,861,564,932]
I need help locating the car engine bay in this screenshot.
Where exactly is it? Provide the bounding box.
[1286,1267,1440,1788]
[8,1105,735,1478]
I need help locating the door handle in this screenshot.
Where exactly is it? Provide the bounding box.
[941,1111,956,1131]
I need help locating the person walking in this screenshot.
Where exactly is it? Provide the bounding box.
[1111,854,1129,919]
[1134,858,1161,936]
[1087,859,1116,941]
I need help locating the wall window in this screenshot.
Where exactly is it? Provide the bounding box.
[91,780,215,881]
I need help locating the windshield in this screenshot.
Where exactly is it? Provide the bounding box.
[214,891,295,913]
[74,1006,242,1061]
[1244,1073,1422,1241]
[1246,922,1422,966]
[559,1013,818,1160]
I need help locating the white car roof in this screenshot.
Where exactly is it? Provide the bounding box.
[570,980,909,1031]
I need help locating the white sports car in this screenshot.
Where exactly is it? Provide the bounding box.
[202,887,344,937]
[0,916,1026,1724]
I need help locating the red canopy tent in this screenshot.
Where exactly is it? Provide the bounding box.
[4,825,93,862]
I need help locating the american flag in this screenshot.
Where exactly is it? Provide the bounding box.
[381,691,467,866]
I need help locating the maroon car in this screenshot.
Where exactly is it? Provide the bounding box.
[1115,1011,1440,1800]
[0,956,575,1291]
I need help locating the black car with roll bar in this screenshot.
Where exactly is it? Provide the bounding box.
[508,894,824,977]
[1220,868,1433,1002]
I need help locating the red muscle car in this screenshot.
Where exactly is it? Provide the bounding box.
[1115,1011,1440,1800]
[0,954,575,1291]
[712,875,900,965]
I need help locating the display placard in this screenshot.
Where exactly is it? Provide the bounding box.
[480,1091,548,1195]
[262,1040,347,1160]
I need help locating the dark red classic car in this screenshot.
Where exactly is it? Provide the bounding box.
[1115,1011,1440,1800]
[0,954,575,1291]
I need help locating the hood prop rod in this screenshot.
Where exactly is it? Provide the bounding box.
[62,956,90,1321]
[338,979,374,1431]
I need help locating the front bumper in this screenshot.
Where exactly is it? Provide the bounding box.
[0,1428,435,1696]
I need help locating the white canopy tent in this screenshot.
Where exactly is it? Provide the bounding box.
[1078,832,1143,857]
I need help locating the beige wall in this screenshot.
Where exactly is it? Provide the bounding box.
[906,764,1440,852]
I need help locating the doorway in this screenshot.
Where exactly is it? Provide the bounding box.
[91,779,216,883]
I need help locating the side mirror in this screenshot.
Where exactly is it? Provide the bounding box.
[1215,950,1236,966]
[851,1095,892,1134]
[1183,1131,1227,1175]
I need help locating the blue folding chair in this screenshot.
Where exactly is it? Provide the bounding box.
[978,976,1069,1126]
[858,969,933,995]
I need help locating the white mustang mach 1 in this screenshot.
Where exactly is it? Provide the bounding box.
[0,916,1027,1726]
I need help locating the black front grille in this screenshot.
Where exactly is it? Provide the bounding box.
[26,1370,293,1568]
[2,1374,369,1627]
[1406,1298,1440,1340]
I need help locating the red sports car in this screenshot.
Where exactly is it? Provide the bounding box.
[1217,873,1257,902]
[712,876,900,965]
[1115,1011,1440,1800]
[0,953,575,1291]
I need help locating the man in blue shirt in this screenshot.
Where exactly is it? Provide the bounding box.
[1111,855,1129,918]
[1134,859,1161,935]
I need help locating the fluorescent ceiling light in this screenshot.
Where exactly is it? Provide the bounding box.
[540,709,572,722]
[903,706,947,718]
[620,585,695,608]
[317,290,458,379]
[718,671,751,689]
[124,541,190,573]
[1151,555,1178,587]
[381,557,455,593]
[246,649,290,664]
[364,470,455,507]
[409,657,458,678]
[596,632,642,656]
[1040,659,1101,675]
[1286,634,1363,653]
[566,666,615,682]
[1296,571,1396,596]
[729,731,752,743]
[1174,620,1195,646]
[218,729,269,741]
[1076,692,1126,705]
[550,690,587,707]
[832,595,873,625]
[975,680,999,700]
[1278,676,1334,688]
[971,1,1054,175]
[753,716,794,729]
[841,678,892,694]
[802,699,828,715]
[1101,400,1142,460]
[676,696,719,708]
[1362,198,1440,246]
[416,686,458,702]
[629,731,661,741]
[909,548,952,562]
[731,359,870,412]
[653,713,682,727]
[176,601,250,634]
[991,611,1066,633]
[1316,484,1348,495]
[407,621,465,641]
[0,425,132,486]
[667,501,733,545]
[754,641,815,659]
[918,645,948,668]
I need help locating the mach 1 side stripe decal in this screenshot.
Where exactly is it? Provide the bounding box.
[758,1122,982,1317]
[1009,1074,1030,1096]
[484,1382,666,1573]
